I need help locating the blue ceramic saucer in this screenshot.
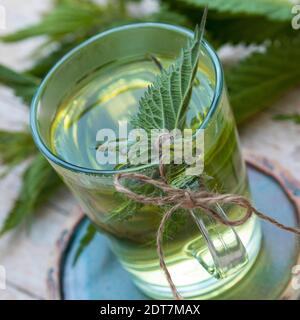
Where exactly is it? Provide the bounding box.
[47,156,300,300]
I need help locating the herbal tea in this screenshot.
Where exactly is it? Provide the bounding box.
[50,53,261,299]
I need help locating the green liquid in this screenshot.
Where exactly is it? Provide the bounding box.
[50,55,261,299]
[51,56,213,170]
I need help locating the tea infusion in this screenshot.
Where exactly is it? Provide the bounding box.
[50,54,260,299]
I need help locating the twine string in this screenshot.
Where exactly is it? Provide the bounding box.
[113,135,300,300]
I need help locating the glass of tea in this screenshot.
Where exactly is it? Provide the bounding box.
[30,23,262,299]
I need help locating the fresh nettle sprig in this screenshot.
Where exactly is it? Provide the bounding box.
[74,10,208,261]
[163,0,297,45]
[131,11,207,132]
[74,17,208,258]
[100,14,203,214]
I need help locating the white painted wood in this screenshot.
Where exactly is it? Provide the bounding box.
[0,206,81,299]
[0,0,77,300]
[240,88,300,182]
[0,285,37,300]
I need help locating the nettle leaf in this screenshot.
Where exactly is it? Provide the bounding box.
[0,130,37,175]
[74,8,207,262]
[202,13,295,45]
[0,1,103,43]
[163,0,297,45]
[0,65,40,104]
[131,11,207,132]
[173,0,293,21]
[73,222,97,265]
[227,37,300,124]
[0,0,155,48]
[0,154,63,236]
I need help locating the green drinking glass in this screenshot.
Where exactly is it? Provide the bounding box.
[30,23,262,299]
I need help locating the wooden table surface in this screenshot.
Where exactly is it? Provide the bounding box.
[0,0,300,300]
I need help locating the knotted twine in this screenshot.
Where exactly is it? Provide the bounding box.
[113,136,300,300]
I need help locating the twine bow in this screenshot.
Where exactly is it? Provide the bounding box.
[113,137,300,300]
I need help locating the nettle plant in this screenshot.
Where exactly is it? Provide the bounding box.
[0,0,300,257]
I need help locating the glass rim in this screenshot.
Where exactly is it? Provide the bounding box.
[30,22,224,175]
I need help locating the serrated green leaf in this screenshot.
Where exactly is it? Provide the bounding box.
[0,1,103,43]
[0,154,63,236]
[73,222,97,265]
[172,0,293,21]
[163,0,297,45]
[0,130,37,175]
[206,15,295,45]
[102,12,208,240]
[132,15,207,132]
[0,65,40,104]
[0,0,148,48]
[226,38,300,124]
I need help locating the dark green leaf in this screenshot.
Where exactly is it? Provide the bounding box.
[227,38,300,124]
[1,1,103,43]
[132,17,207,131]
[170,0,293,21]
[0,64,39,104]
[0,130,37,174]
[73,222,97,265]
[163,0,297,45]
[0,154,63,236]
[205,14,295,45]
